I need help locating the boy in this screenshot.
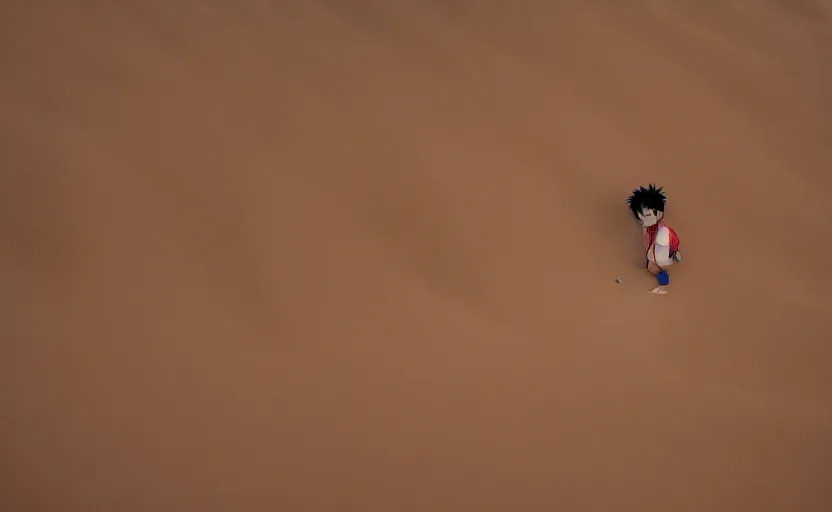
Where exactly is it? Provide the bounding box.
[626,183,682,293]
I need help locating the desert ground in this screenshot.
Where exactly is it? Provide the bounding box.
[2,1,831,511]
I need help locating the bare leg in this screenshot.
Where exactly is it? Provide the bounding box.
[646,261,669,294]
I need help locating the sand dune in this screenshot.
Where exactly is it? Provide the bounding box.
[2,1,831,511]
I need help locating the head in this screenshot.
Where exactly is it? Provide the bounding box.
[627,183,667,228]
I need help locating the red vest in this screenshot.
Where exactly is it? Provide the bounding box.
[644,223,680,258]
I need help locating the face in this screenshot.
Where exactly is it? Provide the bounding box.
[637,207,662,227]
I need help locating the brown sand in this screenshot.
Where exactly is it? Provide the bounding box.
[2,1,832,510]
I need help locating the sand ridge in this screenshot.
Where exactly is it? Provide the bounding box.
[2,1,831,511]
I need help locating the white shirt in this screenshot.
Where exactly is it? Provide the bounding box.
[644,225,675,267]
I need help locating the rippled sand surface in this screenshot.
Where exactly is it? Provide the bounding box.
[2,1,831,510]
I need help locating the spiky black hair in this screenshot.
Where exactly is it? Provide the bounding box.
[626,183,667,220]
